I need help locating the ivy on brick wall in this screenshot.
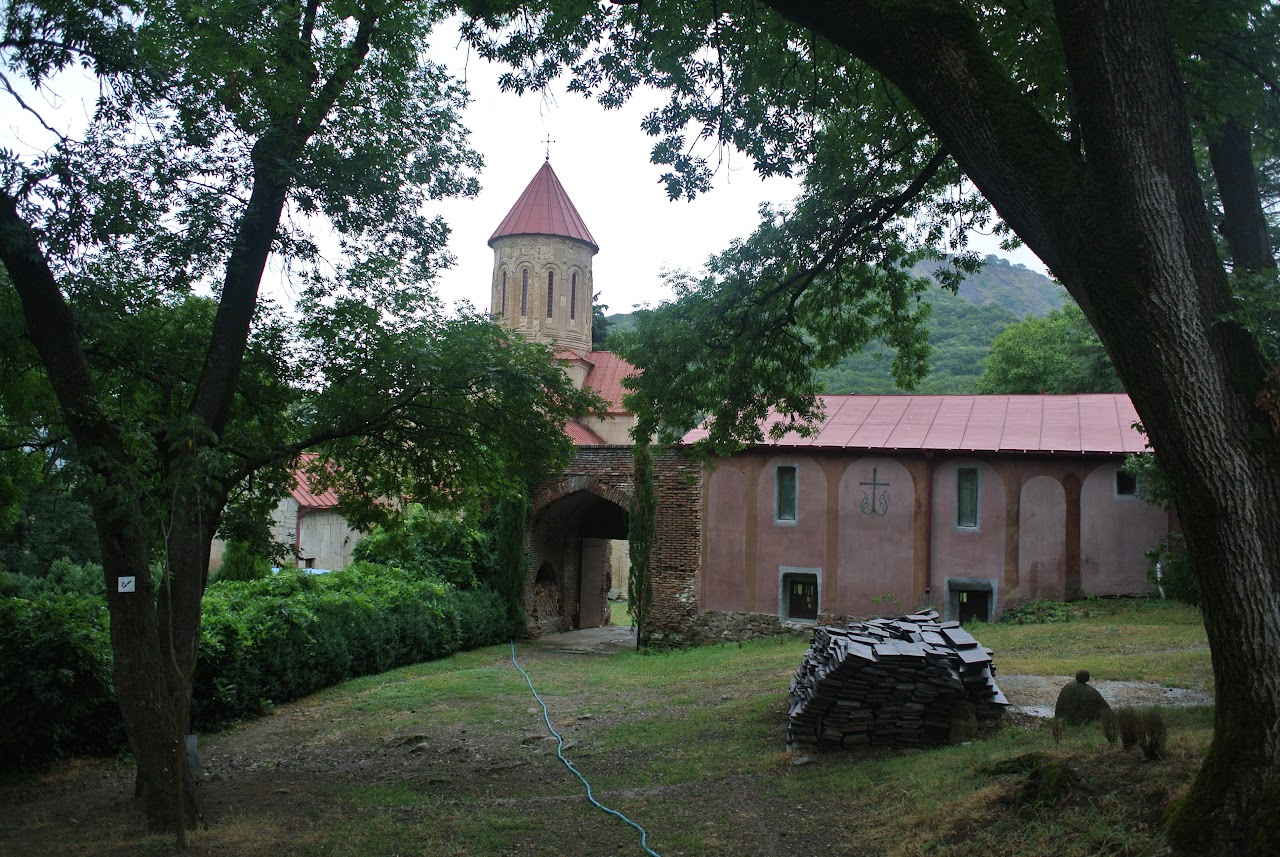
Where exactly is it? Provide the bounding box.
[628,442,655,648]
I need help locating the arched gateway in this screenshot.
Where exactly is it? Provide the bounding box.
[527,471,633,635]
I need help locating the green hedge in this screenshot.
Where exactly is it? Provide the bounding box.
[0,595,119,764]
[1,564,517,767]
[193,564,515,727]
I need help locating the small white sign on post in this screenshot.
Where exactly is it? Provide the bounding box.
[118,576,136,593]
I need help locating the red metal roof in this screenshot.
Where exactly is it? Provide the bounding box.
[489,160,599,252]
[579,351,636,414]
[565,421,607,445]
[291,453,341,509]
[683,394,1148,454]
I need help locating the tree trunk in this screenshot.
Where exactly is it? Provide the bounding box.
[1,194,205,832]
[759,1,1280,851]
[101,521,202,832]
[1208,116,1277,272]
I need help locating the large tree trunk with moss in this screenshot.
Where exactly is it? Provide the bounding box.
[762,0,1280,852]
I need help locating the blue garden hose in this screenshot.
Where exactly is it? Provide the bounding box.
[510,641,662,857]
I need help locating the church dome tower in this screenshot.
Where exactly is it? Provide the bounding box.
[488,160,597,355]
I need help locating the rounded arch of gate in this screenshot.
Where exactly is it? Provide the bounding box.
[530,475,634,519]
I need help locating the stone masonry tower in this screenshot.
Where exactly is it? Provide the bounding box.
[488,160,598,356]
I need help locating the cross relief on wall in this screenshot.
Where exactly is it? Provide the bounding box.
[860,467,890,518]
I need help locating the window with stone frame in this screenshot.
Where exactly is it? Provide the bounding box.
[547,271,555,318]
[776,464,798,523]
[956,466,980,529]
[521,269,528,316]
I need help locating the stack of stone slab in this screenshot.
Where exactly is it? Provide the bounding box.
[786,610,1007,751]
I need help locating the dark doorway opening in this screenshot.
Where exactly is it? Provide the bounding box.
[957,589,992,624]
[782,572,819,621]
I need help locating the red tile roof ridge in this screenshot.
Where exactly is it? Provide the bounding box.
[683,393,1143,454]
[566,420,607,445]
[291,453,341,509]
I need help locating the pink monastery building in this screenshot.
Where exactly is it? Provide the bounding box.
[492,159,1176,643]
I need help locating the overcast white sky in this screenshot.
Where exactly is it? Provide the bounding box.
[1,24,1049,315]
[424,32,1049,314]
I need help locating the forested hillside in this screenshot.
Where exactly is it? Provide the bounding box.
[914,255,1063,318]
[603,255,1063,395]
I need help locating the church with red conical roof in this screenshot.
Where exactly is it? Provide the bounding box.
[488,159,638,445]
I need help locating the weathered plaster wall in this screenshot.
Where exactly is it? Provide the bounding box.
[681,449,1172,644]
[1018,475,1068,602]
[1080,463,1164,595]
[837,456,916,616]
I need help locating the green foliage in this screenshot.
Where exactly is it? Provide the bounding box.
[1122,453,1199,607]
[299,314,603,531]
[1147,533,1200,608]
[627,443,655,642]
[351,503,493,589]
[490,490,530,629]
[0,559,105,600]
[193,565,513,727]
[1,564,516,764]
[927,255,1065,318]
[979,301,1122,394]
[214,540,272,583]
[591,293,611,349]
[1000,598,1083,625]
[615,210,938,449]
[815,286,1020,394]
[0,478,102,581]
[0,595,118,765]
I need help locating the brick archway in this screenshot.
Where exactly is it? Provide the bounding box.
[531,474,634,517]
[524,448,637,637]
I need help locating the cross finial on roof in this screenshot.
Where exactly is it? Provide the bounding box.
[544,134,554,160]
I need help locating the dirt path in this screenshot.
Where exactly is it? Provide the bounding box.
[999,674,1214,718]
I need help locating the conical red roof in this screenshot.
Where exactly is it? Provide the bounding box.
[488,160,599,252]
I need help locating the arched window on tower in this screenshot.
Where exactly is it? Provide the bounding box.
[570,273,577,321]
[501,271,507,317]
[521,269,528,316]
[546,271,555,318]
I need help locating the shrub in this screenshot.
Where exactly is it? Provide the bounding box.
[1138,707,1168,760]
[4,562,516,763]
[352,504,493,589]
[215,540,273,582]
[1117,706,1141,750]
[192,565,514,728]
[0,559,105,599]
[1001,598,1078,624]
[0,595,118,767]
[1146,533,1199,607]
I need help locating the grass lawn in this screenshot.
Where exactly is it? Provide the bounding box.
[0,598,1212,857]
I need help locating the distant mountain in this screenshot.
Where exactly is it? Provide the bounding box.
[912,254,1064,318]
[601,254,1065,395]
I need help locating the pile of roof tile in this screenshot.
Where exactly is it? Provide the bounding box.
[786,610,1007,751]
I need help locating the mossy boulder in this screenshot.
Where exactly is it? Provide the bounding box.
[1054,669,1111,725]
